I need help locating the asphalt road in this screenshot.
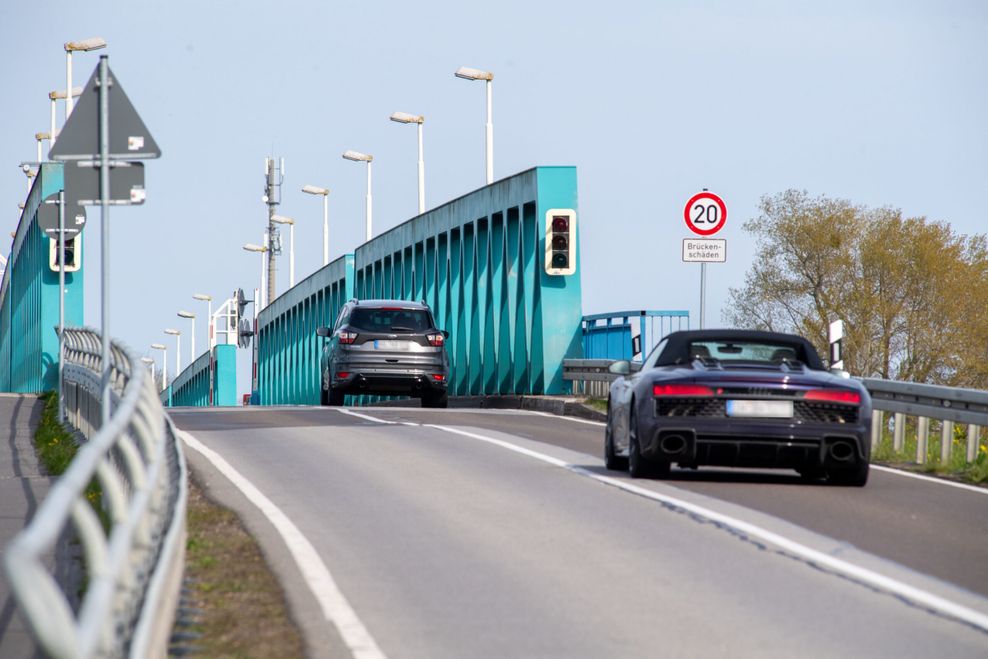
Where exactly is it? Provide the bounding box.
[172,406,988,658]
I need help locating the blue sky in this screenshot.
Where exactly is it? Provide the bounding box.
[2,1,986,395]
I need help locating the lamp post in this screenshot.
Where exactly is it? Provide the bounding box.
[20,165,36,195]
[151,343,167,388]
[177,310,196,360]
[454,66,494,184]
[140,357,156,388]
[193,293,213,350]
[243,242,269,309]
[302,185,330,266]
[35,133,50,163]
[271,215,295,287]
[64,37,106,118]
[164,328,181,374]
[389,112,425,214]
[48,87,82,150]
[342,150,373,241]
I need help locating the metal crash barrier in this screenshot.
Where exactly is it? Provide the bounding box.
[2,327,187,659]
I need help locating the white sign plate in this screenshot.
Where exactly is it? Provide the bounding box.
[682,238,727,263]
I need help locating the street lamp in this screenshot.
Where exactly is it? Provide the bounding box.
[20,165,36,195]
[243,242,269,309]
[164,328,181,374]
[140,357,156,388]
[35,132,50,163]
[193,293,213,350]
[302,184,330,266]
[342,150,373,241]
[454,66,494,184]
[48,87,82,149]
[177,310,196,360]
[64,37,106,118]
[271,215,296,287]
[390,112,426,215]
[151,343,167,388]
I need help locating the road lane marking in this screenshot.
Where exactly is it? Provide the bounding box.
[179,430,388,659]
[339,408,399,424]
[336,409,988,634]
[525,410,606,426]
[872,465,988,495]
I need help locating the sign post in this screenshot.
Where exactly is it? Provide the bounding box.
[683,190,728,329]
[49,55,161,426]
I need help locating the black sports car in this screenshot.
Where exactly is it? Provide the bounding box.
[605,329,871,486]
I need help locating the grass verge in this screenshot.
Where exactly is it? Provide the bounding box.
[34,391,101,510]
[183,475,305,658]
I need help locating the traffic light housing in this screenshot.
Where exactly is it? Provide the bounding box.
[48,234,81,272]
[544,209,576,276]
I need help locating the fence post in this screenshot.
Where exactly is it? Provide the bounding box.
[916,416,928,464]
[941,420,953,464]
[968,425,981,463]
[871,410,883,452]
[893,413,905,452]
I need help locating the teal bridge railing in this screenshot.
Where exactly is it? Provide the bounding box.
[0,163,84,393]
[256,166,583,404]
[161,344,237,407]
[581,310,690,362]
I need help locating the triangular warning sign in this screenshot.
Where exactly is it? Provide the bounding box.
[50,62,161,161]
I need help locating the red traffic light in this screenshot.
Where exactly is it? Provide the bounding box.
[551,216,569,232]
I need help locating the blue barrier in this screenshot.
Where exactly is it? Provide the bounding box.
[256,166,583,403]
[0,163,84,392]
[163,344,237,406]
[581,310,690,361]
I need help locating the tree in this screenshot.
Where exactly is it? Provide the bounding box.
[724,190,988,388]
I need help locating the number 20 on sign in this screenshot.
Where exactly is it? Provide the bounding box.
[684,191,727,236]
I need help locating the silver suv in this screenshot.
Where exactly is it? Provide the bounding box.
[316,299,450,408]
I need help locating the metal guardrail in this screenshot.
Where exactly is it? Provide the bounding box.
[1,327,188,659]
[563,359,987,465]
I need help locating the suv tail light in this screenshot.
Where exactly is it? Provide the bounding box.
[426,332,445,347]
[653,384,715,397]
[804,389,860,405]
[338,331,358,345]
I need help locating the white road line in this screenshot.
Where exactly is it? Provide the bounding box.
[339,408,399,424]
[337,409,988,634]
[872,464,988,495]
[179,430,388,659]
[524,409,606,426]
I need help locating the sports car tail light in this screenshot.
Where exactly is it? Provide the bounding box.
[804,389,860,405]
[653,384,715,397]
[336,371,351,379]
[426,332,445,347]
[432,373,445,381]
[338,331,358,344]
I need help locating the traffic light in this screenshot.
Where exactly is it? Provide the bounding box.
[48,234,81,272]
[544,209,576,275]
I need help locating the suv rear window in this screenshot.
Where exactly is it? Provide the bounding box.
[348,308,432,333]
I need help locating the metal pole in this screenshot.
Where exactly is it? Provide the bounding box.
[485,79,493,184]
[366,161,373,241]
[417,121,425,214]
[65,51,74,117]
[162,348,168,388]
[289,223,295,288]
[322,194,329,266]
[208,299,214,349]
[266,159,277,305]
[176,334,181,374]
[190,317,196,362]
[260,232,268,309]
[36,139,42,164]
[98,55,111,427]
[50,97,57,148]
[57,190,65,422]
[699,262,706,329]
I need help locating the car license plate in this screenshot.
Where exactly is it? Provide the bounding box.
[373,340,407,350]
[726,400,793,418]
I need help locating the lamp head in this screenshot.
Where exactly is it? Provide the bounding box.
[342,150,373,162]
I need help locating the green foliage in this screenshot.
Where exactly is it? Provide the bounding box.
[724,190,988,389]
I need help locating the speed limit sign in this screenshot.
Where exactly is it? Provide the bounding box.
[684,191,727,236]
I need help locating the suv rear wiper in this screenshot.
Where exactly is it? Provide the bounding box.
[388,325,417,333]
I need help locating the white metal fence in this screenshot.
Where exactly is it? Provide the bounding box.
[2,328,187,658]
